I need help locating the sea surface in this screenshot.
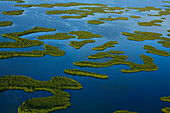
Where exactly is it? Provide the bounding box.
[0,0,170,113]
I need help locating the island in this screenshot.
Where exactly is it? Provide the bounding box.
[64,69,108,79]
[0,21,12,27]
[0,27,56,48]
[160,96,170,113]
[92,41,118,51]
[73,54,158,73]
[99,17,129,21]
[157,41,170,48]
[87,20,105,25]
[143,45,169,56]
[0,44,66,59]
[113,110,137,113]
[138,20,163,26]
[69,40,95,49]
[129,15,141,18]
[0,75,83,113]
[2,10,24,15]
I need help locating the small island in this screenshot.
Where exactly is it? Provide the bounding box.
[0,27,56,48]
[37,33,76,40]
[87,20,105,25]
[126,6,162,12]
[122,31,170,41]
[0,75,83,113]
[64,69,108,79]
[92,41,118,51]
[138,20,163,26]
[0,44,66,59]
[2,10,24,15]
[157,41,170,48]
[68,31,102,39]
[160,96,170,113]
[129,15,141,18]
[143,45,169,57]
[0,21,12,27]
[113,110,137,113]
[99,17,129,21]
[74,54,158,73]
[69,40,95,49]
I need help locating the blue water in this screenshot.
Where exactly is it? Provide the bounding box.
[0,0,170,113]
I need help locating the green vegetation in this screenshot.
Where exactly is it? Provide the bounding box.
[2,10,24,15]
[126,6,162,12]
[99,17,129,21]
[0,44,66,59]
[68,31,102,39]
[122,31,170,41]
[0,21,12,27]
[125,10,131,12]
[108,51,124,54]
[92,41,118,51]
[64,69,108,79]
[162,1,170,3]
[148,9,170,16]
[157,41,170,47]
[88,52,128,59]
[87,20,105,25]
[113,110,137,113]
[37,33,76,40]
[161,17,166,19]
[74,54,158,73]
[143,45,169,56]
[160,96,170,113]
[0,27,56,48]
[0,75,82,113]
[69,40,95,49]
[129,15,141,18]
[14,2,107,8]
[138,20,163,26]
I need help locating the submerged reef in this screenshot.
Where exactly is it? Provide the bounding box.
[99,17,129,21]
[113,110,137,113]
[129,15,141,18]
[87,20,105,25]
[74,54,158,73]
[122,31,170,41]
[0,75,82,113]
[0,27,55,48]
[68,31,102,39]
[0,44,66,59]
[69,40,95,49]
[143,45,169,56]
[2,10,24,15]
[138,20,163,26]
[92,41,118,51]
[14,2,107,8]
[37,33,76,40]
[64,69,108,79]
[0,21,12,27]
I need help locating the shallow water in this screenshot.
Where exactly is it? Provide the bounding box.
[0,0,170,113]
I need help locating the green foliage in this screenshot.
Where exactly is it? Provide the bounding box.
[129,15,141,18]
[0,75,82,113]
[74,55,158,73]
[0,21,12,27]
[148,9,170,16]
[1,0,25,3]
[122,31,170,41]
[143,45,169,56]
[162,1,170,3]
[108,51,124,54]
[99,17,129,21]
[68,31,102,39]
[113,110,137,113]
[88,52,128,59]
[92,41,118,51]
[0,44,66,59]
[138,20,163,26]
[157,41,170,47]
[161,107,170,113]
[0,27,56,48]
[160,96,170,113]
[69,40,95,49]
[87,20,105,25]
[37,33,76,40]
[64,69,108,79]
[126,6,162,12]
[2,10,24,15]
[14,2,107,8]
